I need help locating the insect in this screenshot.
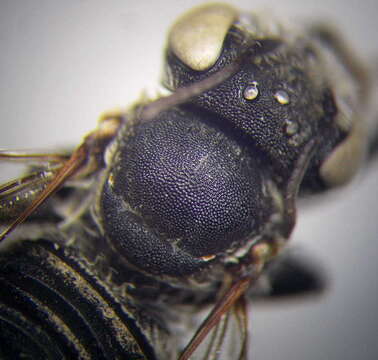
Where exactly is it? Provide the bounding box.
[0,2,377,359]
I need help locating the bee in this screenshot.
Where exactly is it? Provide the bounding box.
[0,2,377,359]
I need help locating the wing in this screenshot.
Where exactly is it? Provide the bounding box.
[0,112,124,242]
[179,277,252,360]
[0,151,69,222]
[186,296,249,360]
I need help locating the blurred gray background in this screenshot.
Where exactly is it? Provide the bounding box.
[0,1,377,359]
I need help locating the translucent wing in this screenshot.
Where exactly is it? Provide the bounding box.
[0,151,69,221]
[0,113,123,242]
[0,167,63,220]
[179,277,252,360]
[189,297,249,360]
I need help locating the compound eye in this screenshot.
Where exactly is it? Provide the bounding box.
[168,3,238,71]
[320,121,366,187]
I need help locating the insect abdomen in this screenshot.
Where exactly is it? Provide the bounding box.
[0,239,164,360]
